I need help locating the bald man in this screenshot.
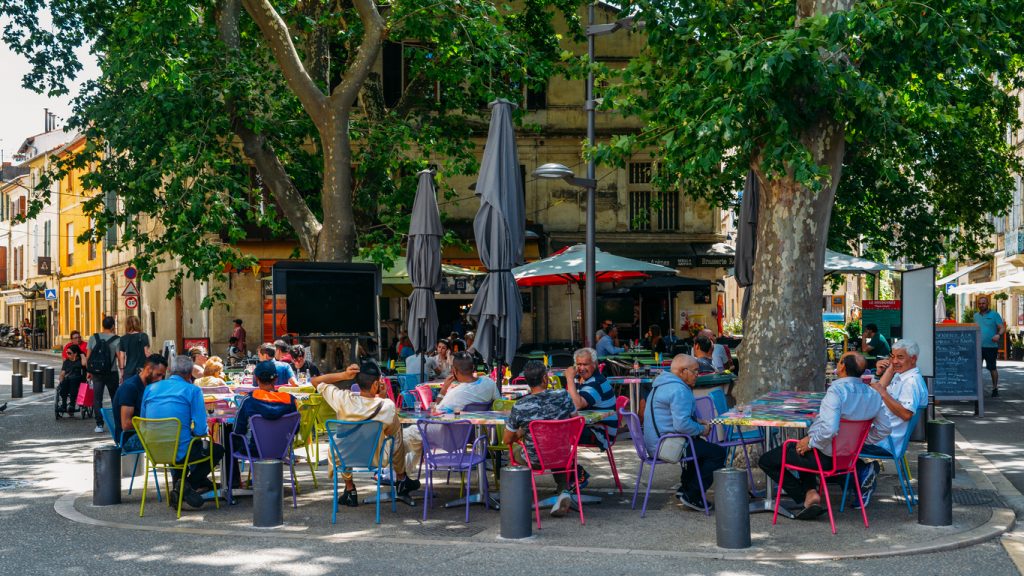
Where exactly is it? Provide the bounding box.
[643,354,727,511]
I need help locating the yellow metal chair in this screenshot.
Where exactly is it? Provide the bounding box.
[487,398,518,488]
[547,374,563,390]
[305,394,339,472]
[133,417,221,519]
[293,402,320,489]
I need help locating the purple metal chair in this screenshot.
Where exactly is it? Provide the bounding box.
[227,412,302,507]
[623,410,709,517]
[418,419,490,523]
[694,396,756,489]
[461,401,493,412]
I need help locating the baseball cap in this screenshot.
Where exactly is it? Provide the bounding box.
[358,359,381,379]
[253,360,278,381]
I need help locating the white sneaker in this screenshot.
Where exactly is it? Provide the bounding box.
[550,491,572,517]
[94,425,104,433]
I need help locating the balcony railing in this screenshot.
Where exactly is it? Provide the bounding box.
[1005,229,1024,261]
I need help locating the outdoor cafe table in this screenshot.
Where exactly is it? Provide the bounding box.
[399,409,615,509]
[712,390,824,518]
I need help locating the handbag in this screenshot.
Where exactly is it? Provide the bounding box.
[76,381,94,408]
[650,385,686,463]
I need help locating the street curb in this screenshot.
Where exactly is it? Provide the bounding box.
[53,491,1014,561]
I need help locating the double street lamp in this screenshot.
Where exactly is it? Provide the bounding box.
[533,8,642,348]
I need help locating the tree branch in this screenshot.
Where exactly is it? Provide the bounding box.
[220,0,322,258]
[330,0,386,110]
[240,0,328,124]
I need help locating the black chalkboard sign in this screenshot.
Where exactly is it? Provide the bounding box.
[933,324,981,401]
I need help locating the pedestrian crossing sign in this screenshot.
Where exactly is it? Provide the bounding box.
[44,289,57,301]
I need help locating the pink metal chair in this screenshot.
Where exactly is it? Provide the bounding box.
[413,385,434,410]
[577,395,628,494]
[514,416,586,528]
[772,418,873,534]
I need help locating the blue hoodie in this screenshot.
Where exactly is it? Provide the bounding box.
[642,370,703,456]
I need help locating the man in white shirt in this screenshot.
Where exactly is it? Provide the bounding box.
[856,339,929,507]
[404,353,439,381]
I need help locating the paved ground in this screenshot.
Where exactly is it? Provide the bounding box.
[1,347,1022,574]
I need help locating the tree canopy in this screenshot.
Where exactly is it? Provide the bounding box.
[1,0,579,301]
[601,0,1023,265]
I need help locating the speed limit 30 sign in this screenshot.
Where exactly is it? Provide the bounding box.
[125,295,139,309]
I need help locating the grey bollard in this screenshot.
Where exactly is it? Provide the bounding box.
[715,468,751,549]
[27,362,37,378]
[31,369,43,393]
[10,374,22,398]
[20,361,29,378]
[500,466,533,539]
[11,358,20,375]
[44,367,55,389]
[93,445,122,506]
[911,407,928,443]
[918,452,952,526]
[252,459,283,528]
[927,419,956,478]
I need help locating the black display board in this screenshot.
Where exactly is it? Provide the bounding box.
[932,324,983,416]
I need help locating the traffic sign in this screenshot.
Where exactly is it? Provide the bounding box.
[125,295,139,309]
[44,289,57,301]
[124,266,137,280]
[121,280,139,297]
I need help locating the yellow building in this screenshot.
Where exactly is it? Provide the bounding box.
[57,135,105,341]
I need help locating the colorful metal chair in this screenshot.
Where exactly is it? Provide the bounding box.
[325,419,397,524]
[514,416,586,528]
[418,419,490,523]
[100,407,160,500]
[228,412,301,507]
[133,416,220,519]
[622,410,710,517]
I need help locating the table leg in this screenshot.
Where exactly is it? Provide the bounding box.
[443,461,501,510]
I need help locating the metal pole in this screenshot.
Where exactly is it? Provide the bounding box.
[714,468,751,549]
[499,466,533,539]
[584,1,597,349]
[11,374,22,398]
[918,452,952,526]
[252,459,284,528]
[93,445,122,505]
[11,358,20,375]
[927,419,956,478]
[44,367,55,389]
[31,369,43,393]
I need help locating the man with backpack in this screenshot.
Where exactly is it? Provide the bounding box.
[87,316,121,433]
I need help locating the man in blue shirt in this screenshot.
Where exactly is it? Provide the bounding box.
[564,347,621,488]
[141,355,224,509]
[758,352,890,519]
[643,354,726,512]
[258,343,297,387]
[595,326,625,359]
[112,354,168,451]
[974,296,1005,396]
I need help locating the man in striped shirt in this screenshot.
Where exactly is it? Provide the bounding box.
[563,347,619,488]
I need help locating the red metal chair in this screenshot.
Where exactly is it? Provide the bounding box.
[513,416,586,528]
[772,418,874,534]
[577,395,628,494]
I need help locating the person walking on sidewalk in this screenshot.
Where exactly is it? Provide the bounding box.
[87,316,120,433]
[974,295,1006,397]
[118,315,151,381]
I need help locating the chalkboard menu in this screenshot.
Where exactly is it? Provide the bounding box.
[933,324,981,401]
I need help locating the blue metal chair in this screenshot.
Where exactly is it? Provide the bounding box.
[100,407,161,500]
[395,373,422,392]
[840,408,923,513]
[325,419,397,524]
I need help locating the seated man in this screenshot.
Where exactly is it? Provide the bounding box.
[112,354,168,451]
[692,336,718,374]
[315,360,420,506]
[437,352,500,411]
[699,329,734,372]
[860,323,891,358]
[233,360,298,454]
[856,339,929,506]
[503,360,579,517]
[404,350,439,380]
[258,342,297,387]
[563,347,619,487]
[292,345,321,379]
[141,355,224,510]
[644,354,727,511]
[595,326,625,359]
[759,352,890,518]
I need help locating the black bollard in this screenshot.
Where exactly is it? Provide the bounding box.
[911,407,928,442]
[31,369,43,394]
[918,452,952,526]
[44,367,55,389]
[11,358,20,375]
[927,419,956,478]
[93,445,122,506]
[499,466,533,539]
[715,468,751,549]
[10,374,22,398]
[252,460,283,528]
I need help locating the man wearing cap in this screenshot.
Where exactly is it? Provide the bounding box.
[233,360,298,455]
[314,360,420,506]
[258,343,298,387]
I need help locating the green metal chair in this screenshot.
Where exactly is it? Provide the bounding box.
[133,416,220,519]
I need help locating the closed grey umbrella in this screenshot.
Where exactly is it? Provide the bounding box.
[407,170,443,382]
[735,171,759,320]
[469,99,525,371]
